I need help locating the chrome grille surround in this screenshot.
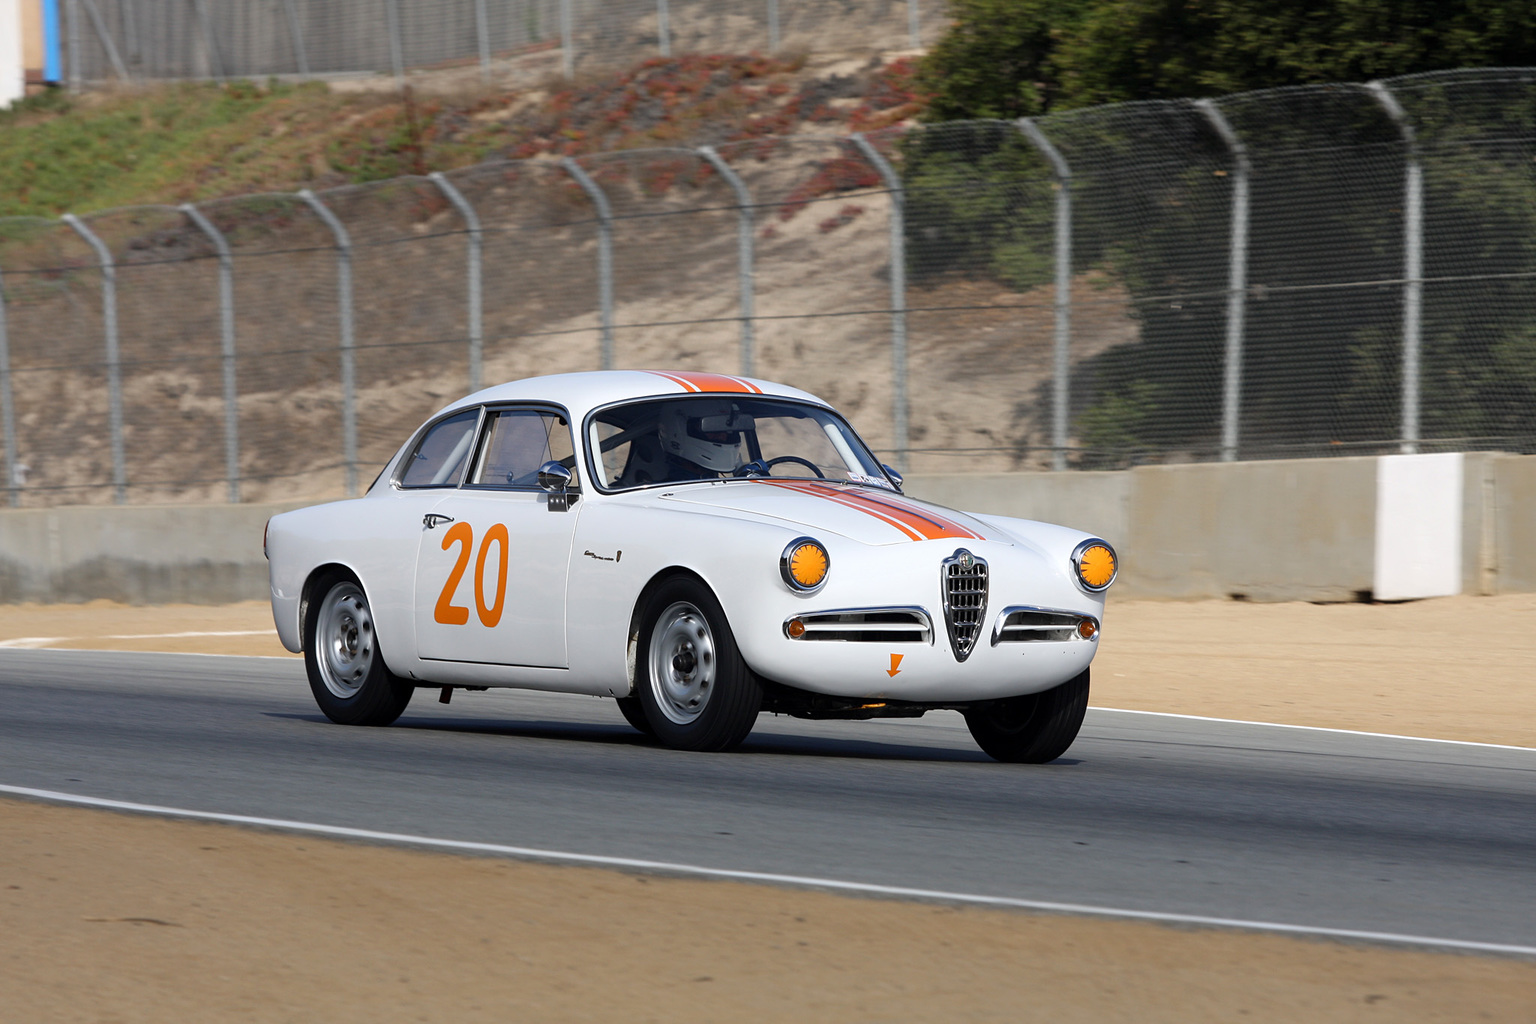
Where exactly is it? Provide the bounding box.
[941,548,989,662]
[783,607,933,644]
[991,606,1100,645]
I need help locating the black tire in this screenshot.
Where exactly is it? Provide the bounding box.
[616,696,655,736]
[635,576,761,751]
[964,669,1090,764]
[304,573,414,726]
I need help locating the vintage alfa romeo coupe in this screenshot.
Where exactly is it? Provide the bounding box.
[265,370,1117,761]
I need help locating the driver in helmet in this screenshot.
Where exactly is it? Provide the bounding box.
[657,404,754,480]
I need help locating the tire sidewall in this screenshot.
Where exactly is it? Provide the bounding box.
[304,573,413,726]
[966,668,1090,763]
[635,576,760,751]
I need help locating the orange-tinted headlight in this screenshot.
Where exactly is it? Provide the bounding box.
[1072,540,1118,592]
[781,538,830,592]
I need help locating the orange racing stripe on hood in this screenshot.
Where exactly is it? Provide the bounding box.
[763,480,983,542]
[643,370,763,394]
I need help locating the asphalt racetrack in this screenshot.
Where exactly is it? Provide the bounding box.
[2,648,1532,953]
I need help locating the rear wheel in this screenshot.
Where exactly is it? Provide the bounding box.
[636,577,761,751]
[304,575,414,726]
[964,669,1090,763]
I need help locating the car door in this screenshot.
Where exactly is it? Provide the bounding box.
[413,405,581,669]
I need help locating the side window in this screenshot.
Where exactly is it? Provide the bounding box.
[470,409,578,489]
[398,409,480,488]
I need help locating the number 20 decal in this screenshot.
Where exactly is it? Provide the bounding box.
[434,522,509,628]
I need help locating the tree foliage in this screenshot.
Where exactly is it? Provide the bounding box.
[920,0,1536,118]
[911,2,1536,462]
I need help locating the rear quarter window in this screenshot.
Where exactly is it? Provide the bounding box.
[398,409,480,488]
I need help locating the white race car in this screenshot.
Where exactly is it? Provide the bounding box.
[265,371,1117,762]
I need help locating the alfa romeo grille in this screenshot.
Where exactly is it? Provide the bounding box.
[941,548,988,662]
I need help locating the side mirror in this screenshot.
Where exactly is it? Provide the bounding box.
[538,461,577,511]
[537,461,572,492]
[882,464,904,492]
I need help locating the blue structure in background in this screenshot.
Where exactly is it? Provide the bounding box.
[43,0,61,83]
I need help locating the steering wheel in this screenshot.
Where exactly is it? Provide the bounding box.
[764,455,825,478]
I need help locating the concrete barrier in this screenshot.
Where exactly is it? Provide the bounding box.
[0,455,1531,604]
[908,452,1535,602]
[0,502,304,605]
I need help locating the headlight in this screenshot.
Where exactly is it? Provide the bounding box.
[1071,539,1117,592]
[780,537,830,593]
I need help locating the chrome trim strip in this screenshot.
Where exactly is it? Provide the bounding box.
[990,605,1100,645]
[783,606,933,643]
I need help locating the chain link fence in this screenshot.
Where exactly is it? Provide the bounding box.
[59,0,942,86]
[3,68,1536,508]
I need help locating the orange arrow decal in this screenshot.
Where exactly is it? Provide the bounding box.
[887,654,904,677]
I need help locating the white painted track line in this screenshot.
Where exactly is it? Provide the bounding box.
[1089,706,1536,753]
[3,783,1533,959]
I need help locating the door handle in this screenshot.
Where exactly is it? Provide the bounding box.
[423,513,455,529]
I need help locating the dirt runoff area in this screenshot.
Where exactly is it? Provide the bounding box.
[0,796,1529,1023]
[2,594,1534,1020]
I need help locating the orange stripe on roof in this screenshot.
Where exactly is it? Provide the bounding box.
[643,370,762,394]
[642,370,701,393]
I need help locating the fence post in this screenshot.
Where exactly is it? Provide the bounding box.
[121,0,139,64]
[1017,117,1072,471]
[62,214,127,504]
[560,158,615,371]
[181,203,241,503]
[1195,99,1251,464]
[429,172,484,393]
[190,0,225,81]
[907,0,920,48]
[767,0,778,52]
[474,0,491,81]
[281,0,309,76]
[697,146,755,377]
[384,0,404,85]
[80,0,131,81]
[297,190,359,498]
[0,264,18,508]
[1367,81,1423,456]
[657,0,671,57]
[848,132,907,473]
[560,0,573,79]
[65,0,81,89]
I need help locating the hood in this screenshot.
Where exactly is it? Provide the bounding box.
[660,479,1007,547]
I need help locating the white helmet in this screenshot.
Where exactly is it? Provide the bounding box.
[659,404,753,473]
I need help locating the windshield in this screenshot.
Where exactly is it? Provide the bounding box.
[587,397,891,491]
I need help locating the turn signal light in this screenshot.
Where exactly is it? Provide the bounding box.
[1077,618,1098,640]
[781,537,830,593]
[786,618,807,638]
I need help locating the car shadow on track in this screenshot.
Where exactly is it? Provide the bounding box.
[262,711,1029,764]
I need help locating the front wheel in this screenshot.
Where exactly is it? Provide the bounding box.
[964,669,1090,763]
[636,577,761,751]
[304,575,414,726]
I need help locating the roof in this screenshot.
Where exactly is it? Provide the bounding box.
[439,370,832,419]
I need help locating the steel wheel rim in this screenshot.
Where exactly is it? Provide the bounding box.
[648,601,716,726]
[317,582,374,699]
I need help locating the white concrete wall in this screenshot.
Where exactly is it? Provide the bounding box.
[1,455,1533,604]
[0,0,25,108]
